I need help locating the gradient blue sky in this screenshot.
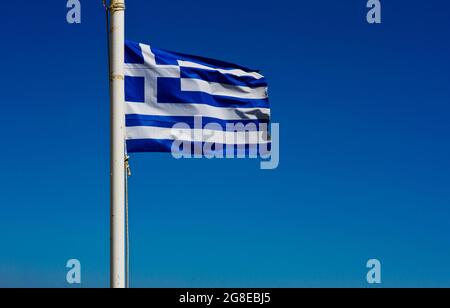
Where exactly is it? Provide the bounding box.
[0,0,449,287]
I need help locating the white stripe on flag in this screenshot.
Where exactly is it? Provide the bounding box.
[180,78,267,99]
[177,60,264,80]
[125,102,270,121]
[126,126,270,145]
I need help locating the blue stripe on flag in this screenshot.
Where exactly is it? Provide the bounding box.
[180,67,267,88]
[126,114,269,130]
[157,78,270,109]
[126,139,271,156]
[150,45,261,72]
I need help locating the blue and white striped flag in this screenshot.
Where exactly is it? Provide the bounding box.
[124,40,271,156]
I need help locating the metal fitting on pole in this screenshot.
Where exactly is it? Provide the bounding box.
[110,0,125,13]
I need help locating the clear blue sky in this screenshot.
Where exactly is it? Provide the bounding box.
[0,0,449,287]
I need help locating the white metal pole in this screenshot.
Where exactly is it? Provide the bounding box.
[109,0,126,289]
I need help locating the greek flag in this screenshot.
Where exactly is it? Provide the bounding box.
[124,40,271,156]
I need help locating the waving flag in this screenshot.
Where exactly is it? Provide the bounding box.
[124,40,271,155]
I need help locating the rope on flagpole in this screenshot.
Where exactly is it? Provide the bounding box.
[103,0,111,73]
[125,155,131,288]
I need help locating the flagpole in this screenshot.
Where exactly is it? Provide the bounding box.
[109,0,126,288]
